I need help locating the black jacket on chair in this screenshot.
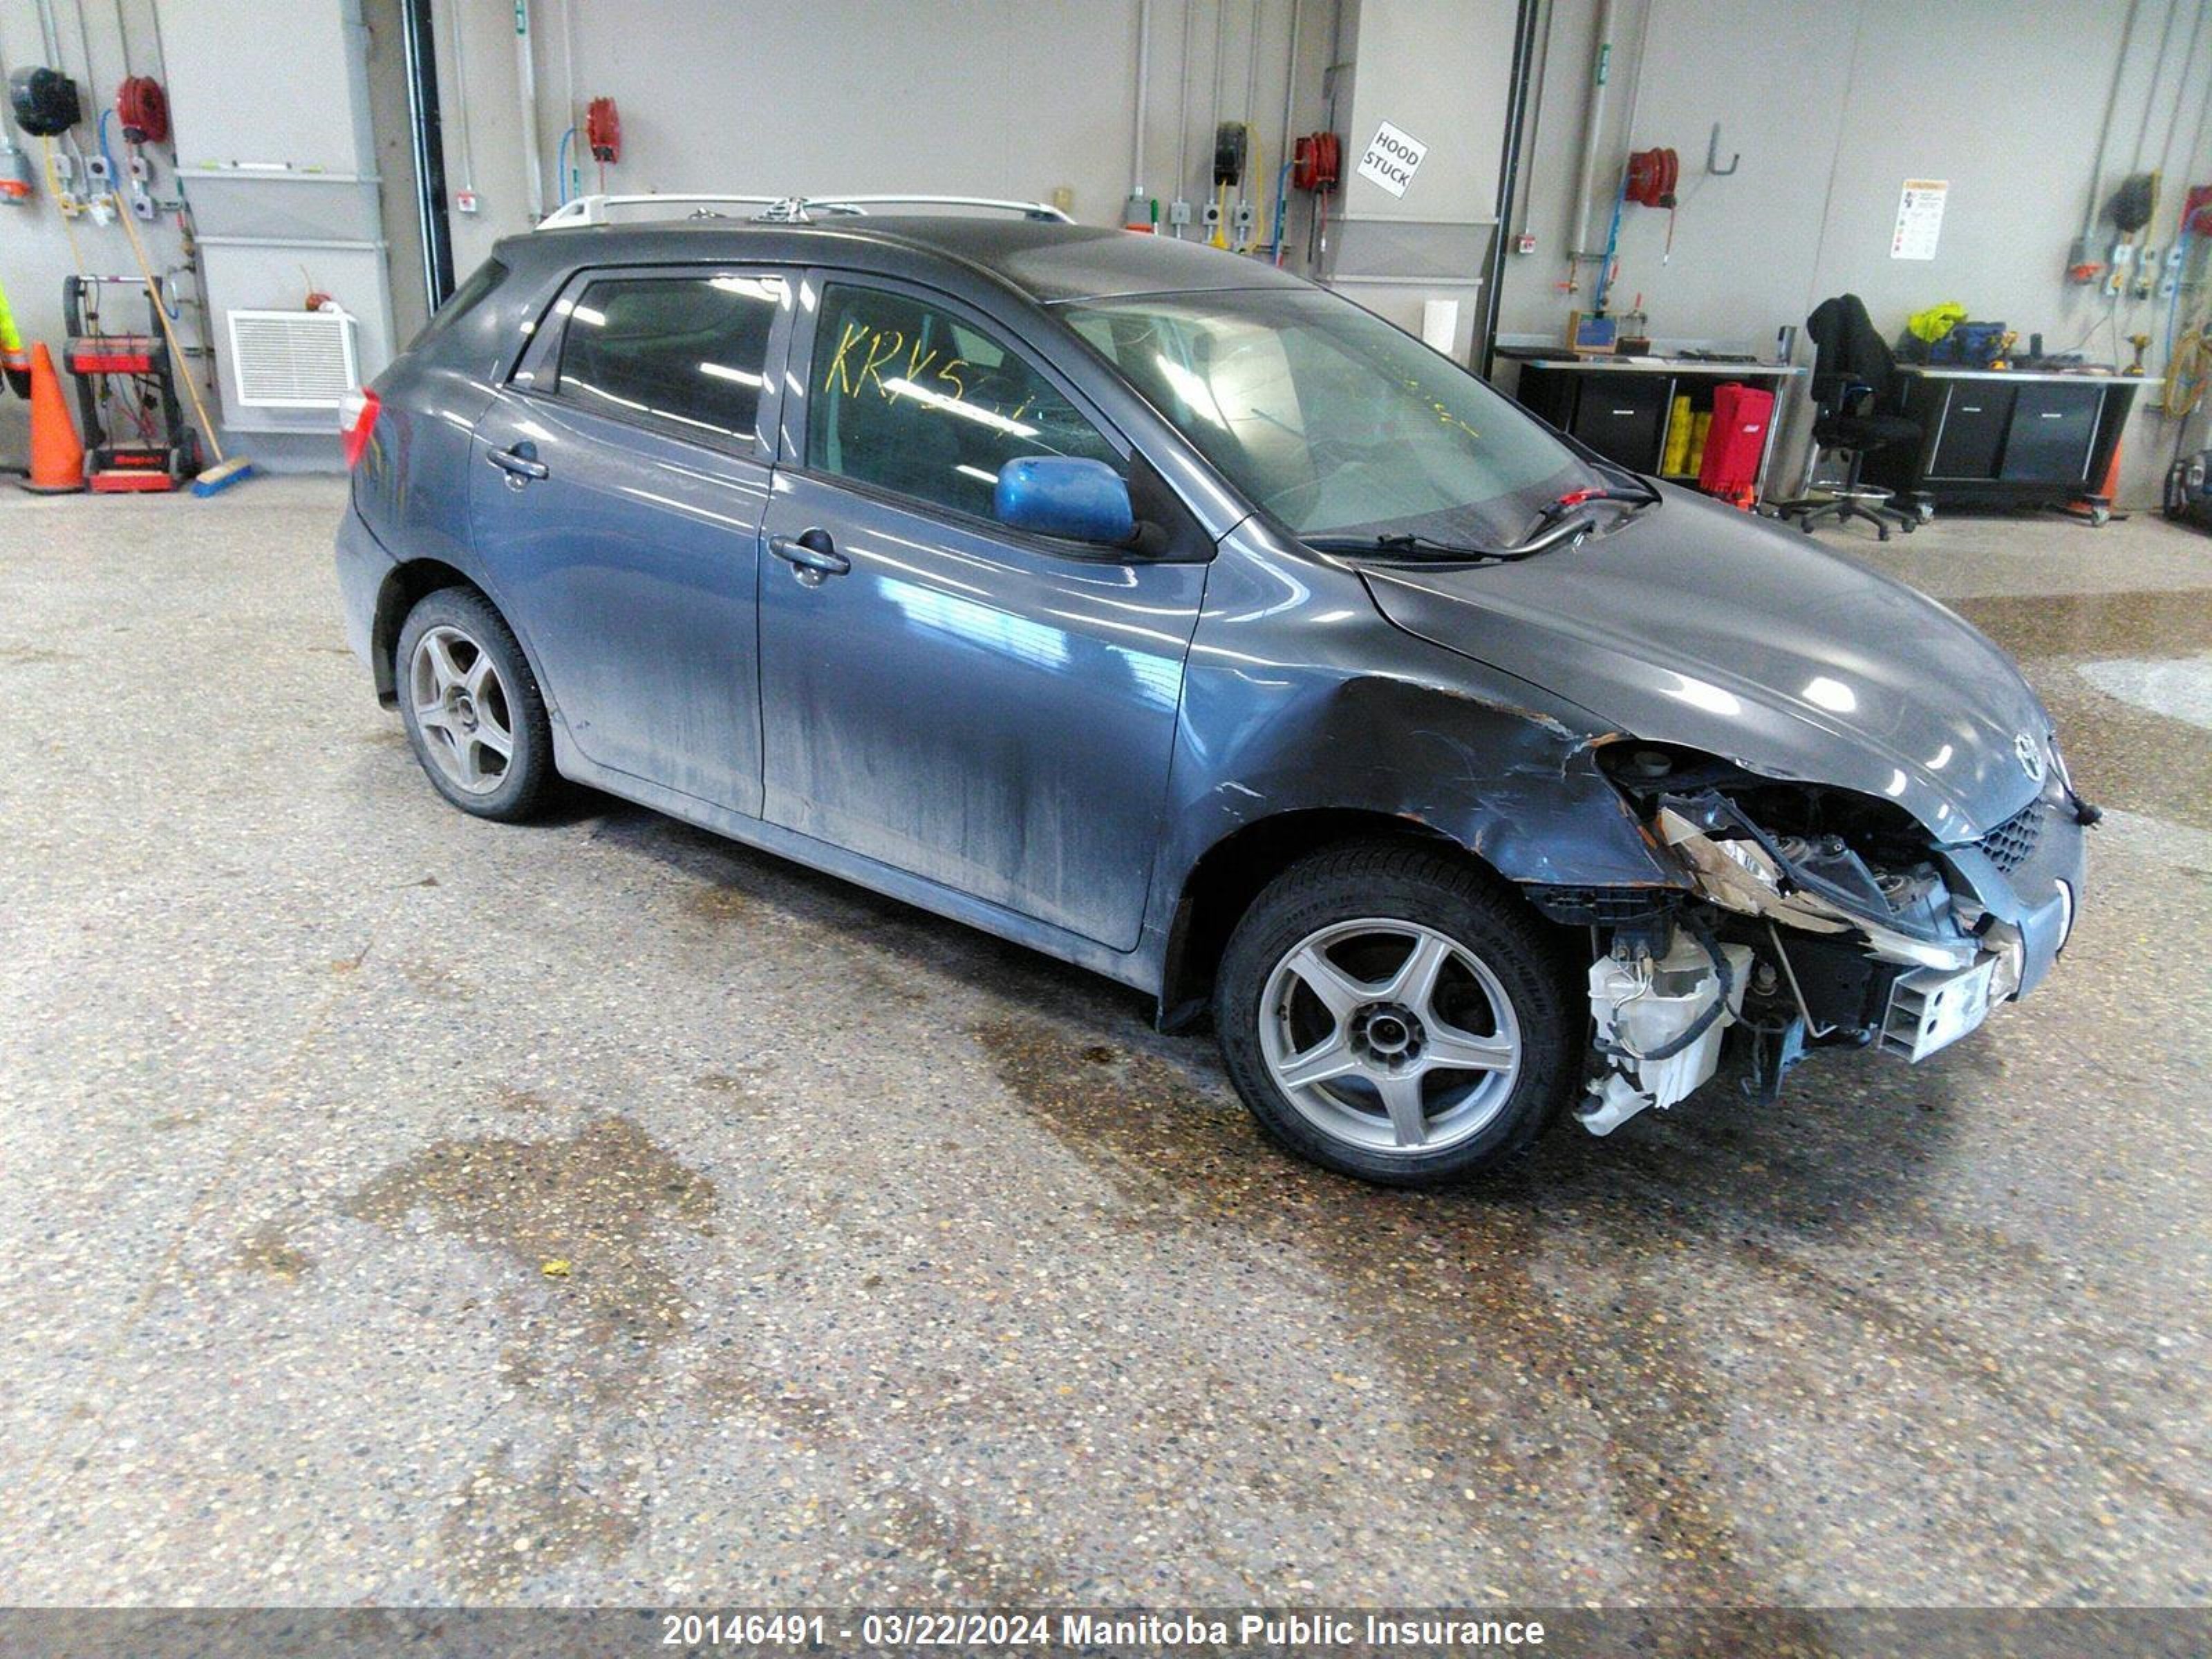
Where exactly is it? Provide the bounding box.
[1806,294,1920,454]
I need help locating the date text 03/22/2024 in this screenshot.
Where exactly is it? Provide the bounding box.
[659,1611,1549,1649]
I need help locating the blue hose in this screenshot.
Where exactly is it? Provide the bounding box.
[1594,169,1629,314]
[97,109,120,192]
[555,126,574,205]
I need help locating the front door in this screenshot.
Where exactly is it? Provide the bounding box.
[757,276,1208,950]
[469,264,793,814]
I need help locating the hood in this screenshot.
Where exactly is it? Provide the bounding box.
[1361,489,2050,843]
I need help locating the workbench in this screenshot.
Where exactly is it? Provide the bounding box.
[1497,352,1809,503]
[1862,366,2158,525]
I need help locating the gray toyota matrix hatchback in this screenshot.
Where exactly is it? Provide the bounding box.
[335,196,2092,1187]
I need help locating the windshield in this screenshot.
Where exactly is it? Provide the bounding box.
[1063,287,1595,549]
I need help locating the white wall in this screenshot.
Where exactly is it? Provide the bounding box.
[0,0,193,464]
[9,1,2200,501]
[1332,0,1519,356]
[0,0,412,470]
[158,0,403,459]
[426,0,1516,349]
[431,0,1330,276]
[1497,0,2212,507]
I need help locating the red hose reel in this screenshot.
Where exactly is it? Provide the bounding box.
[116,75,169,144]
[1624,146,1679,209]
[1292,131,1340,193]
[585,97,621,165]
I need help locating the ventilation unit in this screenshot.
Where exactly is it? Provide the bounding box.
[225,308,359,409]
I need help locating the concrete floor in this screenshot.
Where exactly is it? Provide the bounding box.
[1,478,2208,1611]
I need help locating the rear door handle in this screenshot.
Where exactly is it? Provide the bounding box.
[767,530,852,580]
[487,442,550,482]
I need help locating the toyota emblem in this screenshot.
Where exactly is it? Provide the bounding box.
[2014,732,2045,782]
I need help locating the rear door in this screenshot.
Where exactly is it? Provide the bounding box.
[756,273,1209,950]
[469,263,794,814]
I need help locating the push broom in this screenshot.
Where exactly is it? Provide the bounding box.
[114,201,256,496]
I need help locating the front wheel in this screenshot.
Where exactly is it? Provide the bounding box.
[1215,844,1577,1187]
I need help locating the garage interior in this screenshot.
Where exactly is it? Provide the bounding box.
[3,0,2210,1638]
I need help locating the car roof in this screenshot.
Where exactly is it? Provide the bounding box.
[517,215,1310,307]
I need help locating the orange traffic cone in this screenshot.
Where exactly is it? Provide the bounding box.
[20,341,85,494]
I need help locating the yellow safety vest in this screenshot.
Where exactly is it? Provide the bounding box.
[0,275,28,397]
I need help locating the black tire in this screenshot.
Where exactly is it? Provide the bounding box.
[1213,842,1578,1188]
[394,586,554,823]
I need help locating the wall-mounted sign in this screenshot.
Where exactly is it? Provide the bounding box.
[1891,178,1947,260]
[1356,122,1427,198]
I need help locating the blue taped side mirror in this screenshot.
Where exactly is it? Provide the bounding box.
[994,456,1135,545]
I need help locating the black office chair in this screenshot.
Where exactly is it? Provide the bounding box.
[1777,294,1925,541]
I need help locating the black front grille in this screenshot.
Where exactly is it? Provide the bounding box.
[1977,801,2043,873]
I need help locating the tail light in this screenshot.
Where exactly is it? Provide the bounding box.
[338,386,381,469]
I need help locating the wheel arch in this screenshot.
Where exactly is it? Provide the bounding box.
[1154,808,1523,1031]
[372,560,472,703]
[372,559,554,715]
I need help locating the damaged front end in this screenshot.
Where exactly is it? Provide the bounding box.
[1531,742,2092,1138]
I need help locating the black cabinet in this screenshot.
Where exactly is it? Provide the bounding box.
[1928,386,2012,479]
[1866,371,2137,518]
[2000,382,2103,482]
[1564,376,1672,469]
[1513,368,1671,470]
[1502,356,1801,501]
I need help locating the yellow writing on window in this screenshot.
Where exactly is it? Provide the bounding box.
[1403,375,1480,440]
[824,320,970,405]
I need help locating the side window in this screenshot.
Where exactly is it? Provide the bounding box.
[807,283,1121,521]
[553,272,782,444]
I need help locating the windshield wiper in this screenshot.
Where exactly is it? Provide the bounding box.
[1309,476,1662,563]
[1311,516,1605,562]
[1520,479,1660,541]
[1307,532,1501,559]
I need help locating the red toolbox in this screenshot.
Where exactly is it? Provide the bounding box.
[61,276,194,493]
[1697,381,1774,509]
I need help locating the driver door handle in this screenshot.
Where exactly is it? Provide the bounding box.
[767,529,852,580]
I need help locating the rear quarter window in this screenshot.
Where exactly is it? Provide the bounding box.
[407,258,509,354]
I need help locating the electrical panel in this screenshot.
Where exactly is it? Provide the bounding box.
[1212,122,1247,188]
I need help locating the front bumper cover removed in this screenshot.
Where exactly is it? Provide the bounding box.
[1573,785,2085,1134]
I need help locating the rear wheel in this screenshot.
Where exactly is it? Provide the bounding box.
[395,588,554,822]
[1215,843,1576,1186]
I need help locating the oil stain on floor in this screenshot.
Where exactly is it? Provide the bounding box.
[232,1221,314,1281]
[344,1114,717,1595]
[971,1017,1818,1624]
[971,1006,2179,1618]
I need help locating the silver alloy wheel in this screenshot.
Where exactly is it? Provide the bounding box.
[408,624,514,795]
[1257,917,1523,1156]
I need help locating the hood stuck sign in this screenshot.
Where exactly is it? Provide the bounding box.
[1356,121,1427,198]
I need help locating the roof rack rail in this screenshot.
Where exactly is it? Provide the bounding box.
[536,192,1073,230]
[798,195,1073,223]
[536,194,784,228]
